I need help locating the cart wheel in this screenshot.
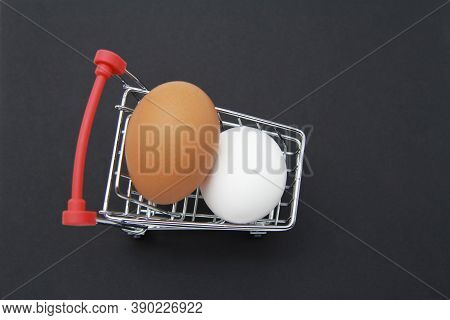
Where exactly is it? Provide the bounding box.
[250,231,267,238]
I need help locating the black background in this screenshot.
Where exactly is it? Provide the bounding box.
[0,0,449,299]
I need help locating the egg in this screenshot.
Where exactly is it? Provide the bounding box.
[125,81,220,204]
[200,126,287,224]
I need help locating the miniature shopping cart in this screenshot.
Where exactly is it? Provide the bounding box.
[62,50,306,237]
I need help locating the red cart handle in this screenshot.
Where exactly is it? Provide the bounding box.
[62,50,127,226]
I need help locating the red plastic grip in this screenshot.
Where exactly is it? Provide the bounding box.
[62,50,127,226]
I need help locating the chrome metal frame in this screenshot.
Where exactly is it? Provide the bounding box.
[98,75,306,236]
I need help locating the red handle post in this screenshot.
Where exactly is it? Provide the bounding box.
[62,50,127,226]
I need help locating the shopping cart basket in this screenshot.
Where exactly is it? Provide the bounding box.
[62,50,306,237]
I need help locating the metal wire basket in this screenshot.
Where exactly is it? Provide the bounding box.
[62,50,306,237]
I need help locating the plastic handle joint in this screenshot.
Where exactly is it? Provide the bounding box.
[62,50,127,226]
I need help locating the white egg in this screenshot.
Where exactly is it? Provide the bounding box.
[200,126,287,224]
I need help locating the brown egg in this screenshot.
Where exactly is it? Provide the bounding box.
[125,81,220,204]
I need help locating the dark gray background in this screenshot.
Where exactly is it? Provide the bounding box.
[0,0,449,299]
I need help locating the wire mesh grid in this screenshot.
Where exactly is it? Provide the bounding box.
[98,85,306,233]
